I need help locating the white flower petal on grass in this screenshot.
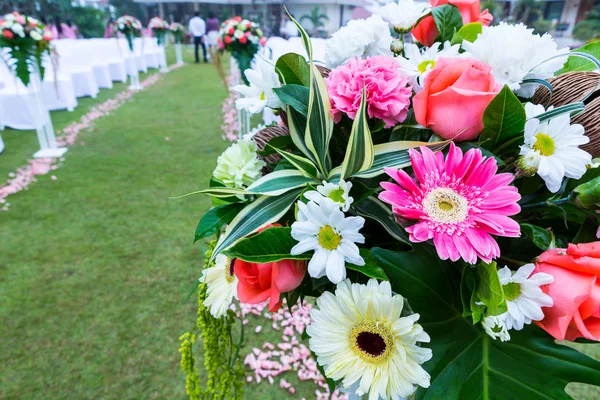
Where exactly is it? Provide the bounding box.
[482,314,511,342]
[307,279,432,400]
[200,254,238,318]
[378,0,430,33]
[498,264,554,331]
[213,139,265,188]
[463,22,569,97]
[290,199,365,284]
[233,58,283,115]
[519,105,591,193]
[304,179,354,212]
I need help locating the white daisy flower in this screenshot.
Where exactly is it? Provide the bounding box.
[200,254,238,318]
[498,264,554,331]
[304,179,354,212]
[378,0,430,33]
[213,139,265,189]
[397,41,466,92]
[233,58,283,115]
[290,198,365,284]
[519,106,591,193]
[307,279,432,399]
[463,22,569,98]
[482,314,511,342]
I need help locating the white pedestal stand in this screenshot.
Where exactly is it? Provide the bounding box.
[175,43,183,65]
[126,55,141,91]
[238,108,251,138]
[29,65,67,158]
[0,132,4,154]
[159,44,168,73]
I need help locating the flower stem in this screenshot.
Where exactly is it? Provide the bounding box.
[521,197,570,210]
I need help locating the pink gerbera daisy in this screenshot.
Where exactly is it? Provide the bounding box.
[379,143,521,264]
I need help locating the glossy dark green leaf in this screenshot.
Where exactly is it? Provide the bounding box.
[273,84,309,116]
[474,261,507,317]
[351,196,410,245]
[371,245,600,399]
[194,203,245,242]
[432,4,463,42]
[451,22,482,45]
[223,226,311,263]
[346,249,388,281]
[520,223,552,250]
[275,52,310,86]
[480,85,526,152]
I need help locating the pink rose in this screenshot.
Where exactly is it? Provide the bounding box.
[413,57,500,141]
[411,0,492,46]
[259,36,267,46]
[535,242,600,341]
[239,36,247,44]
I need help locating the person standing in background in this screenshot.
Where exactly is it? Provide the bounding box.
[104,17,115,39]
[205,12,220,53]
[189,12,207,63]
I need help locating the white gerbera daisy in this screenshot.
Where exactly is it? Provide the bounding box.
[290,198,365,284]
[482,314,510,342]
[307,279,432,400]
[233,58,283,115]
[498,264,554,331]
[200,254,238,318]
[518,106,591,193]
[378,0,430,33]
[397,41,466,92]
[213,139,265,188]
[463,22,568,97]
[304,179,354,212]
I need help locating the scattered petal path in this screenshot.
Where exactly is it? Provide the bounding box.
[221,73,241,142]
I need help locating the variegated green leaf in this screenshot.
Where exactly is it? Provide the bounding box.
[341,88,374,179]
[286,106,315,164]
[172,187,247,199]
[269,145,321,179]
[246,170,318,196]
[352,196,410,245]
[353,140,448,178]
[211,188,304,262]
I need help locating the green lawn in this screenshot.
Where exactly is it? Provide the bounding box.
[0,45,599,399]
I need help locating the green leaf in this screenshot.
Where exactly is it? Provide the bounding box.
[346,249,388,281]
[351,196,410,245]
[479,85,526,152]
[557,42,600,74]
[432,4,463,42]
[372,245,600,399]
[269,146,320,179]
[341,88,374,179]
[451,22,482,45]
[520,223,552,250]
[474,261,507,317]
[273,85,309,116]
[223,226,311,263]
[211,188,304,262]
[286,106,315,165]
[352,140,448,179]
[194,203,245,242]
[246,170,318,196]
[275,52,310,86]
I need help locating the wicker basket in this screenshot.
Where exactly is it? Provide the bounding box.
[252,125,289,166]
[572,96,600,157]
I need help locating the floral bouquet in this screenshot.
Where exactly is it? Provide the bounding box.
[170,22,185,44]
[181,3,600,399]
[217,16,266,84]
[148,16,169,45]
[0,12,52,86]
[115,15,142,52]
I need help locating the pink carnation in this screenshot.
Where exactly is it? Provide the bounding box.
[326,56,412,128]
[379,143,521,264]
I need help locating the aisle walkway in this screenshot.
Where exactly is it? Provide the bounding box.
[0,58,228,399]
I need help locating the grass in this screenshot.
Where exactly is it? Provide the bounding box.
[0,45,599,400]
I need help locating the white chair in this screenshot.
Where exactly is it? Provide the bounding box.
[92,39,127,82]
[42,54,78,112]
[142,38,161,69]
[53,39,99,98]
[76,40,113,89]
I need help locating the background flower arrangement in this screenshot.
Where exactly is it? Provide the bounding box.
[115,15,142,51]
[0,11,52,86]
[148,16,169,45]
[182,4,600,399]
[170,22,185,44]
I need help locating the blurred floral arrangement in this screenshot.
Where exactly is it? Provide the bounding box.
[170,22,185,44]
[181,2,600,399]
[148,16,169,45]
[0,12,52,86]
[115,15,142,51]
[217,16,267,84]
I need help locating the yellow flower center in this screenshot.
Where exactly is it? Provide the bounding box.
[328,188,346,203]
[350,322,395,364]
[423,188,468,224]
[318,225,342,251]
[260,92,266,101]
[503,282,521,301]
[533,133,555,157]
[418,60,436,74]
[225,257,235,283]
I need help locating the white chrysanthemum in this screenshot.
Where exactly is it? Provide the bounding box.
[290,198,365,284]
[304,180,354,212]
[200,254,238,318]
[233,58,283,115]
[307,279,432,400]
[378,0,430,32]
[519,105,591,193]
[397,41,466,92]
[325,15,393,68]
[213,139,265,188]
[11,23,24,37]
[463,23,569,97]
[498,264,554,331]
[482,314,511,342]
